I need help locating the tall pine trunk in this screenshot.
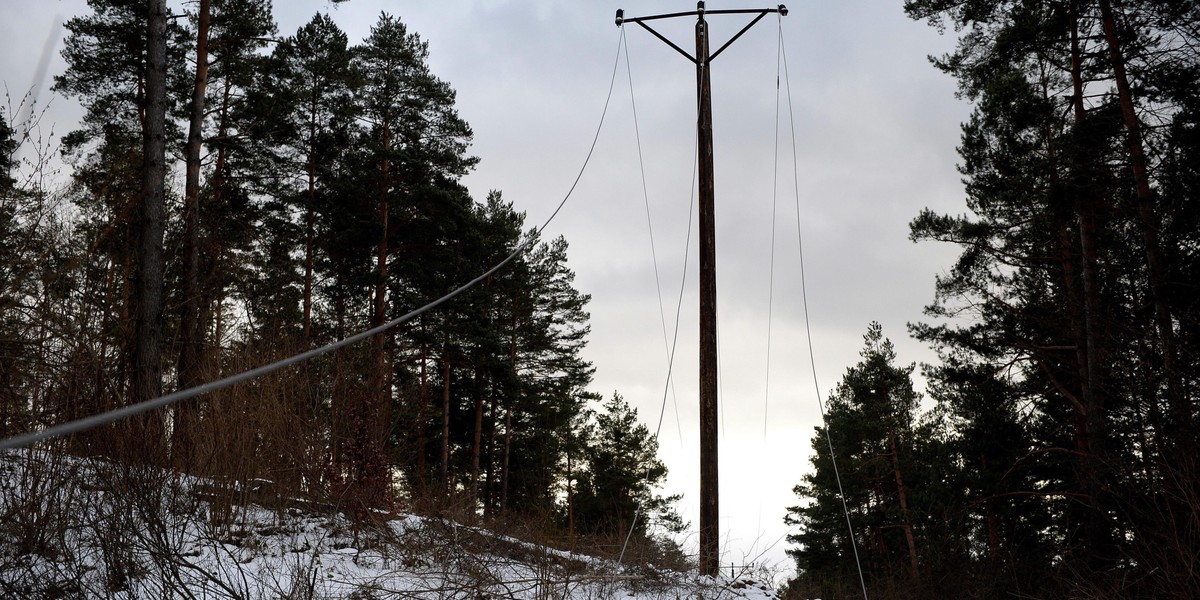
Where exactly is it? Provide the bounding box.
[1069,1,1112,569]
[441,343,451,499]
[887,424,919,582]
[330,277,347,475]
[201,78,232,388]
[175,0,210,469]
[130,0,169,462]
[1097,0,1188,439]
[302,88,318,342]
[566,451,574,543]
[501,407,511,513]
[471,367,484,509]
[501,299,519,513]
[417,328,429,501]
[1041,65,1089,418]
[349,121,392,512]
[483,391,498,517]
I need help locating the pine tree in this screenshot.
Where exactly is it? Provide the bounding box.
[324,11,477,512]
[122,0,171,464]
[785,323,924,594]
[501,233,596,514]
[572,393,683,542]
[5,4,692,565]
[176,0,211,403]
[169,0,277,470]
[0,112,29,436]
[193,0,276,339]
[903,0,1200,594]
[55,0,187,155]
[261,12,357,343]
[52,0,188,458]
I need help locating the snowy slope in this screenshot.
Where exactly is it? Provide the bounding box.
[0,450,777,599]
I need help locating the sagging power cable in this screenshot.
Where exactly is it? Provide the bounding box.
[618,25,702,565]
[779,18,869,600]
[0,29,627,453]
[623,28,686,448]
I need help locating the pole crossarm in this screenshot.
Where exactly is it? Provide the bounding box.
[634,21,697,63]
[616,4,787,64]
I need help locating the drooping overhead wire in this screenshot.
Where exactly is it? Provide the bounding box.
[764,15,783,441]
[655,158,698,444]
[622,28,685,447]
[0,29,629,453]
[752,9,789,550]
[778,17,870,600]
[618,24,702,565]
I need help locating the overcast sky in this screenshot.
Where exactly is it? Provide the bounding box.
[1,0,972,578]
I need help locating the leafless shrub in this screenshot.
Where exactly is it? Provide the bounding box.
[3,448,768,599]
[1123,452,1200,599]
[0,449,88,599]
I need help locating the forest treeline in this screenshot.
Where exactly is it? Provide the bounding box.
[0,0,682,555]
[784,1,1199,598]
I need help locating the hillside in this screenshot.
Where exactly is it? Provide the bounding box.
[0,450,777,599]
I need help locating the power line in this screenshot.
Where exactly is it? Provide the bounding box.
[764,12,783,442]
[619,26,701,566]
[779,18,869,600]
[754,9,788,551]
[623,28,686,448]
[0,29,628,454]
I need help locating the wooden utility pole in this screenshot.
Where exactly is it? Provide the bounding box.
[616,2,786,577]
[695,8,721,581]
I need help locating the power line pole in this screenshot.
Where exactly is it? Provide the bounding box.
[615,2,786,578]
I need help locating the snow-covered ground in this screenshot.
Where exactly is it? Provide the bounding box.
[0,450,778,599]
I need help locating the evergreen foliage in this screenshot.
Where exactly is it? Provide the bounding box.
[572,393,684,541]
[54,0,188,155]
[787,2,1200,597]
[0,113,14,189]
[785,324,942,597]
[0,113,30,437]
[2,5,683,564]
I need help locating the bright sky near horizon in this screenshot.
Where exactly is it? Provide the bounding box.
[1,0,972,579]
